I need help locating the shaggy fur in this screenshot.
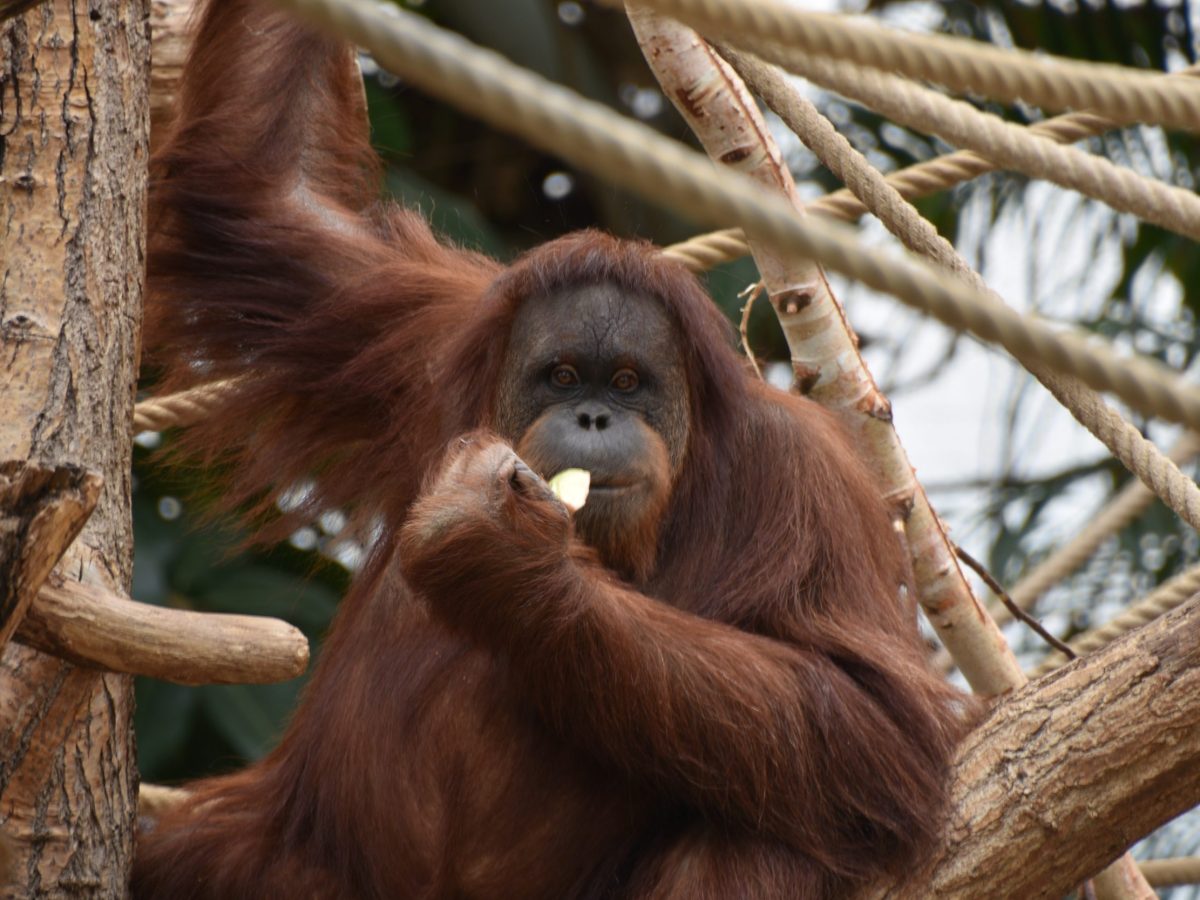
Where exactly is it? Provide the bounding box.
[132,2,973,897]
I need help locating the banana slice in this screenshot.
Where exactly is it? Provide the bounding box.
[547,468,591,513]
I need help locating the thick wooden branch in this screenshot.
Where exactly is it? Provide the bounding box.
[17,577,310,685]
[0,461,102,646]
[881,592,1200,898]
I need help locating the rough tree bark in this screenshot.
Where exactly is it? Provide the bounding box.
[0,1,149,895]
[882,591,1200,898]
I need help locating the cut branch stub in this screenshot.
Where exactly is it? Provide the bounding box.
[18,577,310,685]
[0,461,102,647]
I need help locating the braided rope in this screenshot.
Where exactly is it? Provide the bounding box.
[723,47,1200,555]
[264,0,1200,434]
[612,0,1200,132]
[779,55,1200,242]
[664,64,1200,272]
[1048,392,1200,530]
[1004,432,1200,621]
[1029,563,1200,678]
[138,783,189,815]
[1006,480,1153,614]
[135,45,1189,434]
[698,47,1200,630]
[661,227,747,271]
[133,380,238,433]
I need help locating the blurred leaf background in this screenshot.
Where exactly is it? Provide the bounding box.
[134,0,1200,884]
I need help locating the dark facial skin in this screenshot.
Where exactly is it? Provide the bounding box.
[493,284,690,580]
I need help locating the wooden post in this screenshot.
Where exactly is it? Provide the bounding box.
[0,1,149,894]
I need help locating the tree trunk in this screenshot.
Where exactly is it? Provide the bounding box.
[0,1,148,895]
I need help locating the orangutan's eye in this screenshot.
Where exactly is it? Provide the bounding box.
[610,369,639,393]
[551,365,579,388]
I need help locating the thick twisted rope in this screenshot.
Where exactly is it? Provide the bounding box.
[1007,481,1153,614]
[722,46,1200,549]
[1004,432,1200,621]
[664,64,1200,271]
[1047,391,1200,529]
[133,380,238,433]
[138,783,189,815]
[779,55,1200,242]
[607,0,1200,133]
[661,227,748,271]
[260,0,1200,433]
[1029,563,1200,677]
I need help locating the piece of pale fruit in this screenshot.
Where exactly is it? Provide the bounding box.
[548,468,591,512]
